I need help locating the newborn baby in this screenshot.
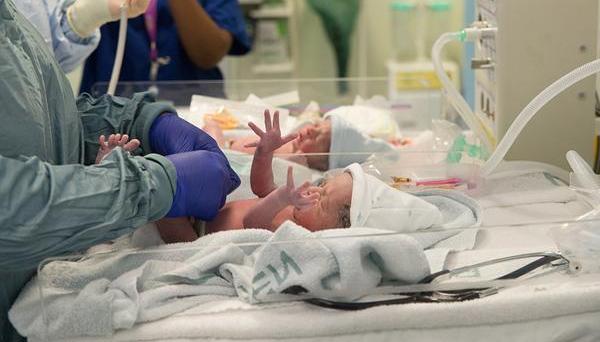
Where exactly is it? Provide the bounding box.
[156,110,354,243]
[203,107,409,171]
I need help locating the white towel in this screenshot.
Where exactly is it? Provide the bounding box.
[415,189,482,228]
[10,222,458,340]
[476,171,574,209]
[63,273,600,342]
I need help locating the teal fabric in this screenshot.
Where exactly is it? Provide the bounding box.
[0,0,177,340]
[307,0,360,93]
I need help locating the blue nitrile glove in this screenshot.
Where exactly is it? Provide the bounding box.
[166,151,241,219]
[150,113,224,156]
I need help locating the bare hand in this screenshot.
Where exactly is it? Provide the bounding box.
[96,133,141,164]
[244,110,297,153]
[278,166,319,210]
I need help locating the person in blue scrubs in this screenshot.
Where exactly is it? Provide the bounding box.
[80,0,251,100]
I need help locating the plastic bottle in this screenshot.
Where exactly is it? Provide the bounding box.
[425,0,451,58]
[390,1,419,61]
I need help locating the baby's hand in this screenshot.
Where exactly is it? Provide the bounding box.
[277,166,319,210]
[244,110,297,154]
[389,137,412,147]
[95,133,141,164]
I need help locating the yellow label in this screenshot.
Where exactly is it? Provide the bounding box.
[395,70,446,90]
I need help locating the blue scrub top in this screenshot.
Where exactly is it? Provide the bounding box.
[80,0,250,96]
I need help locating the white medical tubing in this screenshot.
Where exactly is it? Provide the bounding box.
[567,150,595,181]
[432,32,494,152]
[482,58,600,176]
[107,2,128,96]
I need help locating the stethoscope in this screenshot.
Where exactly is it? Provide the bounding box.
[297,252,570,310]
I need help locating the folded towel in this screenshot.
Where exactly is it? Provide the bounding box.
[416,189,482,228]
[10,222,457,339]
[476,171,574,208]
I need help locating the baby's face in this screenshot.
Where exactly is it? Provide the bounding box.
[294,120,332,171]
[294,120,331,154]
[293,172,352,231]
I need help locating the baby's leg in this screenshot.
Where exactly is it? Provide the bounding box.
[156,217,198,243]
[95,133,141,164]
[202,119,227,147]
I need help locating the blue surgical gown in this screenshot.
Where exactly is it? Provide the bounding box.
[14,0,100,73]
[80,0,251,95]
[0,0,179,340]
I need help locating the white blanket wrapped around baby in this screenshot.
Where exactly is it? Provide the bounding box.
[10,222,463,340]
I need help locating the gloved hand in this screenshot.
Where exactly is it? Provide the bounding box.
[150,113,225,156]
[108,0,150,19]
[165,151,241,219]
[67,0,150,38]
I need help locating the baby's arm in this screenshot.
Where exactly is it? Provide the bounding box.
[246,110,297,198]
[243,167,318,230]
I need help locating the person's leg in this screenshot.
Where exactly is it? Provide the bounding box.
[202,119,227,147]
[155,217,198,243]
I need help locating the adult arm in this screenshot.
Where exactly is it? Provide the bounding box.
[0,150,175,271]
[45,0,148,72]
[167,0,233,68]
[76,92,176,164]
[12,0,99,73]
[77,93,239,219]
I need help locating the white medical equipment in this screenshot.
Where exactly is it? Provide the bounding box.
[474,0,597,169]
[107,2,128,96]
[432,0,599,174]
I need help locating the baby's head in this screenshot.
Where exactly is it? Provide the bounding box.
[293,120,332,171]
[345,163,442,232]
[293,109,396,171]
[294,163,442,232]
[292,171,352,231]
[325,112,396,170]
